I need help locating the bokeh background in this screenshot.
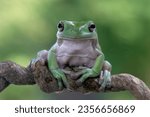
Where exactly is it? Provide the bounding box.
[0,0,150,99]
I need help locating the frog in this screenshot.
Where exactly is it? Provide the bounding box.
[48,20,112,90]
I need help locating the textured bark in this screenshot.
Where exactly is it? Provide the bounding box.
[0,61,35,92]
[0,60,150,99]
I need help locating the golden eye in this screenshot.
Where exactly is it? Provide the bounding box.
[88,23,96,32]
[57,21,64,32]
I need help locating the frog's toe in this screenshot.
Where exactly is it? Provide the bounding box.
[106,79,111,88]
[99,70,111,90]
[61,77,70,90]
[75,71,91,87]
[57,79,64,91]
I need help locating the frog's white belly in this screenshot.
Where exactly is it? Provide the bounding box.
[56,39,100,68]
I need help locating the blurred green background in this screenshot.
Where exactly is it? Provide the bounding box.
[0,0,150,100]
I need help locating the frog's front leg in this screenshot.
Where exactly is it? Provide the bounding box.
[75,54,104,86]
[76,54,112,89]
[48,45,70,90]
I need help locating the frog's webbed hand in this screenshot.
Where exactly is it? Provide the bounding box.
[75,68,99,86]
[48,45,70,91]
[50,69,69,90]
[99,61,112,90]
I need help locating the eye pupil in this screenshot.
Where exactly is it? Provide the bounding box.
[88,23,96,32]
[57,22,64,32]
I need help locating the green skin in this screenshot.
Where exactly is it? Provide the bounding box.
[48,20,111,90]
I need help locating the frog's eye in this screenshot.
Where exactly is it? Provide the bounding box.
[57,21,64,32]
[88,23,96,32]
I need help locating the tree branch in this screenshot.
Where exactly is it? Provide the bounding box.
[0,59,150,99]
[0,61,35,92]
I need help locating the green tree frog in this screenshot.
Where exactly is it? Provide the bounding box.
[48,20,112,90]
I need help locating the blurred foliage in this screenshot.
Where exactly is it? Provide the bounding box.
[0,0,150,100]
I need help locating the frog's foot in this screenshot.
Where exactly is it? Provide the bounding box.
[75,68,98,87]
[99,70,111,90]
[30,57,46,68]
[56,76,70,91]
[30,50,48,66]
[51,69,70,91]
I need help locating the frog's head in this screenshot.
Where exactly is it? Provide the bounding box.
[56,20,98,40]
